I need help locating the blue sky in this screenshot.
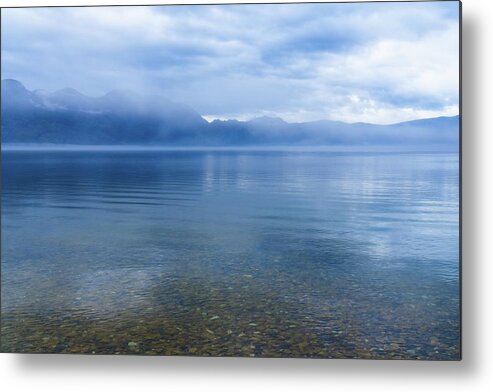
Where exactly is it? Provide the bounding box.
[1,2,459,124]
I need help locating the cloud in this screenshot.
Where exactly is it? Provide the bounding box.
[1,2,459,124]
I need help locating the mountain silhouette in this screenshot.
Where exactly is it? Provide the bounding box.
[1,79,459,147]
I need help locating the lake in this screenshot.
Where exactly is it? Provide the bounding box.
[1,150,460,359]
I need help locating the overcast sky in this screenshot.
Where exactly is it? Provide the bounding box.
[1,2,459,124]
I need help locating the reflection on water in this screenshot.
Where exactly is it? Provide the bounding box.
[1,151,459,359]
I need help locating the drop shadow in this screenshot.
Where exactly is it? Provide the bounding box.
[459,6,480,374]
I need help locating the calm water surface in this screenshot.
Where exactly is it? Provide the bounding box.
[1,150,460,359]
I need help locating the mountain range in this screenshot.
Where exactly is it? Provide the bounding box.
[1,79,459,148]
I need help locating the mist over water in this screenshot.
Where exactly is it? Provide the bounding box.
[1,150,459,358]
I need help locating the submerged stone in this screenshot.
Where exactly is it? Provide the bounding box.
[127,341,139,351]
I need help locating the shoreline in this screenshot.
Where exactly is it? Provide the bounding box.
[1,144,458,153]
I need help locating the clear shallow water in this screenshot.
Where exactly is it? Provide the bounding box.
[1,150,459,359]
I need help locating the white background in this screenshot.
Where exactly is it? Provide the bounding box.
[0,0,491,391]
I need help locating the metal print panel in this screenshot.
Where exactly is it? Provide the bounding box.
[0,1,461,359]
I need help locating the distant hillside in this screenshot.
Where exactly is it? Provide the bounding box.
[1,79,459,147]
